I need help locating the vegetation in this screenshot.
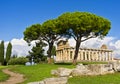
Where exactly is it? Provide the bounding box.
[57,12,111,64]
[27,40,47,63]
[0,41,12,65]
[6,42,12,64]
[78,61,108,65]
[54,61,108,65]
[0,41,5,65]
[6,63,120,84]
[24,19,66,63]
[1,63,120,84]
[24,11,111,64]
[68,73,120,84]
[10,64,74,84]
[0,66,9,82]
[8,57,28,65]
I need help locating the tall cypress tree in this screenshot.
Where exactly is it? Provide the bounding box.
[0,41,4,65]
[6,42,12,64]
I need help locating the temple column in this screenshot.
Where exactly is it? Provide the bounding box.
[81,50,83,60]
[96,51,99,61]
[95,51,98,61]
[105,51,107,61]
[91,51,94,61]
[64,50,66,61]
[59,51,61,61]
[72,50,74,60]
[68,51,70,61]
[100,51,103,61]
[108,52,110,61]
[57,51,59,61]
[88,51,91,61]
[98,51,101,61]
[104,52,106,61]
[62,51,63,61]
[111,52,113,60]
[102,51,105,61]
[69,50,71,60]
[60,51,62,61]
[84,50,87,60]
[66,51,68,61]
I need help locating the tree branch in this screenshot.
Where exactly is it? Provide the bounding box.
[71,34,77,41]
[81,36,95,42]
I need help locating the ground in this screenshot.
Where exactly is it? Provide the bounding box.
[0,69,25,84]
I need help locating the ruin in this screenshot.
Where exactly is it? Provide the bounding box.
[55,40,113,62]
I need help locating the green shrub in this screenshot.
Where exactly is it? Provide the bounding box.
[8,57,28,65]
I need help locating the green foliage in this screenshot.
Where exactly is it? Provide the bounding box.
[8,57,28,65]
[6,42,12,63]
[23,19,65,63]
[24,24,41,43]
[12,54,17,58]
[0,41,5,65]
[57,11,111,63]
[28,40,47,63]
[58,12,111,38]
[23,11,111,64]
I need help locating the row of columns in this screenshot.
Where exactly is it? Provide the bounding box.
[56,48,113,62]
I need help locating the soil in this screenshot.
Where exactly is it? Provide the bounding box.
[0,69,25,84]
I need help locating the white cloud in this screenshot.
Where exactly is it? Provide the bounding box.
[1,36,120,58]
[11,38,28,46]
[11,38,34,56]
[1,38,35,57]
[68,37,120,58]
[68,37,115,48]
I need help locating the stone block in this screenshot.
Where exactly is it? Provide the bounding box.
[44,77,68,84]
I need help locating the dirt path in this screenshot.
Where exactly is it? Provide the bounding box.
[0,69,25,84]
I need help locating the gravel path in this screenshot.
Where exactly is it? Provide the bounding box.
[0,69,25,84]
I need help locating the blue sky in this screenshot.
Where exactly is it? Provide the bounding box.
[0,0,120,41]
[1,0,120,57]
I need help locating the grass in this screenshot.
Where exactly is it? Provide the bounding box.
[68,73,120,84]
[55,61,108,65]
[2,62,120,84]
[0,66,9,82]
[77,61,108,65]
[10,63,74,84]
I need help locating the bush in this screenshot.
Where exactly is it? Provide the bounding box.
[8,57,28,65]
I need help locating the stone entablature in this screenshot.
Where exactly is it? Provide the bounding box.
[56,40,113,62]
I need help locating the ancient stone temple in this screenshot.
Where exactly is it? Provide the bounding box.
[55,40,113,62]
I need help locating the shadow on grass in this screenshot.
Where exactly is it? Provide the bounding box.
[54,61,108,65]
[54,62,72,65]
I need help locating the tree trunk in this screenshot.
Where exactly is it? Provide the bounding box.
[73,37,81,65]
[47,41,54,64]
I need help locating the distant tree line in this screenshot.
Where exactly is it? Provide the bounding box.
[0,41,12,65]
